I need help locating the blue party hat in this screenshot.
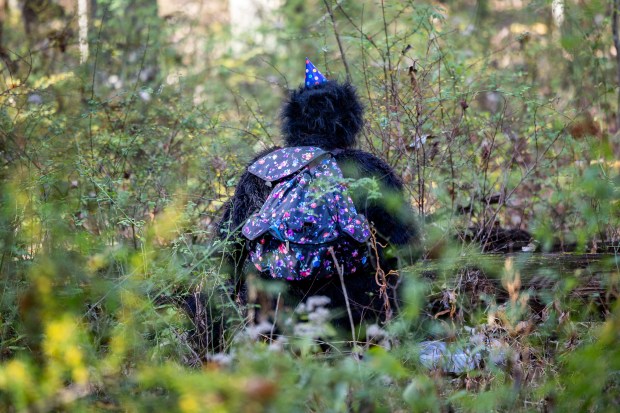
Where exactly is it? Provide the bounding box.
[305,58,328,88]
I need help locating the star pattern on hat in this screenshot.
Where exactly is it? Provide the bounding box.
[305,58,328,88]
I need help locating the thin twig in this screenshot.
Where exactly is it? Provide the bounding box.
[322,0,351,82]
[270,292,281,341]
[121,25,151,133]
[89,4,108,163]
[328,246,356,344]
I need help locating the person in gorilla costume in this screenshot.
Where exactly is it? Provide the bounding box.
[218,60,418,327]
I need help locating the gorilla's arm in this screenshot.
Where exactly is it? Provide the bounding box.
[217,147,280,282]
[218,147,280,235]
[336,149,419,263]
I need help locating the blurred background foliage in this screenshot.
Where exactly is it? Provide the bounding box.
[0,0,619,411]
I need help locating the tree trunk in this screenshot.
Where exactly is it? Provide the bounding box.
[612,0,620,129]
[78,0,88,63]
[551,0,564,27]
[423,253,618,306]
[0,0,5,57]
[229,0,282,52]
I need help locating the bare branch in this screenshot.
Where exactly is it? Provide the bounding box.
[322,0,351,82]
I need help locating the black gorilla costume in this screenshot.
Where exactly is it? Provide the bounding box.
[218,80,418,325]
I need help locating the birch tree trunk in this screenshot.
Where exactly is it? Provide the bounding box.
[0,0,5,54]
[612,0,620,129]
[229,0,282,52]
[551,0,564,27]
[78,0,88,63]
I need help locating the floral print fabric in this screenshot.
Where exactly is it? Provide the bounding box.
[242,146,372,280]
[249,238,371,281]
[247,146,328,182]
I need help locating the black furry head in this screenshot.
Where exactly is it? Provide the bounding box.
[280,81,364,150]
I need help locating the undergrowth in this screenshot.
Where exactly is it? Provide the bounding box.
[0,0,619,411]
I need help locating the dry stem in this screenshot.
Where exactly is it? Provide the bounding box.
[328,246,357,344]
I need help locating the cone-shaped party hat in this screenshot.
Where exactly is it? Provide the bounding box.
[305,58,328,88]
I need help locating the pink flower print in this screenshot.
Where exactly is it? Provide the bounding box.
[260,238,266,244]
[351,267,356,273]
[258,159,266,165]
[300,269,311,277]
[355,219,361,224]
[311,202,317,209]
[323,232,330,238]
[352,249,359,257]
[278,243,288,253]
[254,263,262,271]
[283,212,290,218]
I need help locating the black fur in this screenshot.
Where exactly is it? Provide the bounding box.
[217,81,418,328]
[280,81,364,150]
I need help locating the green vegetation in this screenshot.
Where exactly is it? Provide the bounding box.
[0,0,619,411]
